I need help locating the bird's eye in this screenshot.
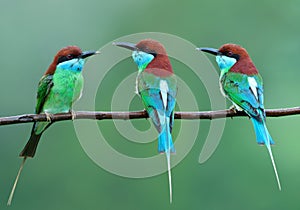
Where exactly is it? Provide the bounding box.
[227,51,233,56]
[66,54,73,59]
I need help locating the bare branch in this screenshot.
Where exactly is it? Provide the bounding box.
[1,107,300,126]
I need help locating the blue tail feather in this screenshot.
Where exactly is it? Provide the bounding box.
[158,117,175,153]
[251,118,274,145]
[158,129,175,153]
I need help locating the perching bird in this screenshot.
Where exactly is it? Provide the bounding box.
[8,46,99,205]
[114,39,177,203]
[198,44,281,190]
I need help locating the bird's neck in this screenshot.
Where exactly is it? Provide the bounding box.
[143,55,173,77]
[44,58,85,75]
[229,58,258,75]
[55,67,82,75]
[220,67,231,79]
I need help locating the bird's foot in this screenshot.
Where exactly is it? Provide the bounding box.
[229,105,242,119]
[70,110,76,120]
[45,113,54,122]
[229,105,238,113]
[229,106,238,119]
[229,105,247,119]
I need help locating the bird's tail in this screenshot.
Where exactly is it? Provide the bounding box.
[19,133,42,157]
[252,118,275,145]
[20,122,48,157]
[251,118,281,190]
[7,157,27,205]
[158,118,174,203]
[158,120,175,154]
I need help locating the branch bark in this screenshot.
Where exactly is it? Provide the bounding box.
[1,107,300,126]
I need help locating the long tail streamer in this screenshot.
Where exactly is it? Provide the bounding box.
[165,151,172,203]
[266,143,281,190]
[7,157,27,205]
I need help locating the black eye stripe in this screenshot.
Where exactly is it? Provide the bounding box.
[57,54,79,64]
[231,54,240,60]
[138,46,157,57]
[149,52,157,57]
[57,56,68,64]
[223,51,240,60]
[144,51,157,57]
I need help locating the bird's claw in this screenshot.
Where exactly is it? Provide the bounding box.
[45,113,53,122]
[229,105,237,119]
[229,105,246,119]
[70,110,76,120]
[229,105,238,113]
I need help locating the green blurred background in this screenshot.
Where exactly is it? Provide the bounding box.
[1,0,300,209]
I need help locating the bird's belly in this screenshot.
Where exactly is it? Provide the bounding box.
[42,74,82,114]
[43,87,74,113]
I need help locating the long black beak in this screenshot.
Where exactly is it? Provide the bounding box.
[113,42,137,51]
[80,50,100,59]
[196,47,220,56]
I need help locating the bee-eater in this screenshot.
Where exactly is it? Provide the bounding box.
[114,39,177,203]
[8,46,99,205]
[197,44,281,190]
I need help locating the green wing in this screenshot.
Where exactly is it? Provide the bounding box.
[137,72,177,133]
[35,74,54,114]
[221,72,264,121]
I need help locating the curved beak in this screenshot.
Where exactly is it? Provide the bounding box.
[196,47,220,56]
[113,42,137,51]
[80,50,100,59]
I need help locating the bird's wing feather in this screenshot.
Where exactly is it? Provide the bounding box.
[167,93,176,133]
[140,89,176,133]
[222,73,264,120]
[35,74,54,114]
[140,89,164,131]
[138,72,177,132]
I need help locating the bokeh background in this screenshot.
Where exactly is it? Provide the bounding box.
[1,0,300,209]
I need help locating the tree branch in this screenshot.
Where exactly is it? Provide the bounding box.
[1,107,300,126]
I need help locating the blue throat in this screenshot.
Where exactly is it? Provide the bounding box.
[216,55,237,71]
[57,58,85,72]
[132,51,154,70]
